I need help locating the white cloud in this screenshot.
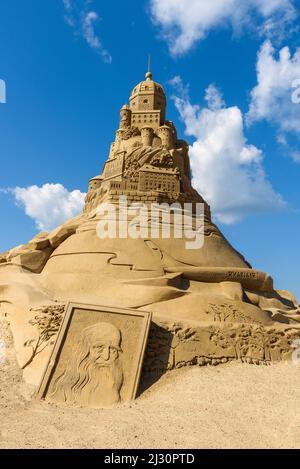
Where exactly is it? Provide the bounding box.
[291,151,300,163]
[63,0,73,12]
[12,184,86,231]
[149,0,297,56]
[63,0,112,63]
[247,41,300,152]
[204,83,226,111]
[81,11,112,63]
[170,78,286,223]
[63,0,75,26]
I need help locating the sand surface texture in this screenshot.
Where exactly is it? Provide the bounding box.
[1,316,300,449]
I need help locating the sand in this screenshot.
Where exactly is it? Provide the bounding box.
[1,315,300,449]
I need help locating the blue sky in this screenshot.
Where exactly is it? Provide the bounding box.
[0,0,299,299]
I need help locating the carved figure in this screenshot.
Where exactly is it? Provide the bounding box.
[48,322,123,407]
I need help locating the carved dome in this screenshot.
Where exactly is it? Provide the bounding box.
[130,72,166,100]
[129,71,167,123]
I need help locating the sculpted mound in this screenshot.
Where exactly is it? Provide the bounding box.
[0,70,299,388]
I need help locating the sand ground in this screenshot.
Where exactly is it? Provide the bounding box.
[1,316,300,449]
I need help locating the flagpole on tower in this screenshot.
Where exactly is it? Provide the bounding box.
[146,55,152,80]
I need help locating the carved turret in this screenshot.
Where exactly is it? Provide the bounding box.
[119,104,131,130]
[141,126,154,147]
[89,175,103,191]
[157,125,173,150]
[115,129,125,144]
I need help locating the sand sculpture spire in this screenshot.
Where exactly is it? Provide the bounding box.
[84,68,202,215]
[146,55,152,80]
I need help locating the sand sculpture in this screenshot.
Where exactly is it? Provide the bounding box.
[0,69,299,400]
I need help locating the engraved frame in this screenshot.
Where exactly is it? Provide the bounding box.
[37,302,152,404]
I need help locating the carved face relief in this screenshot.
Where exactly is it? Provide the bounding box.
[89,343,119,366]
[47,322,124,407]
[38,304,152,408]
[85,323,121,367]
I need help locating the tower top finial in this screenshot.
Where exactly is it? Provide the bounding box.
[146,55,152,80]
